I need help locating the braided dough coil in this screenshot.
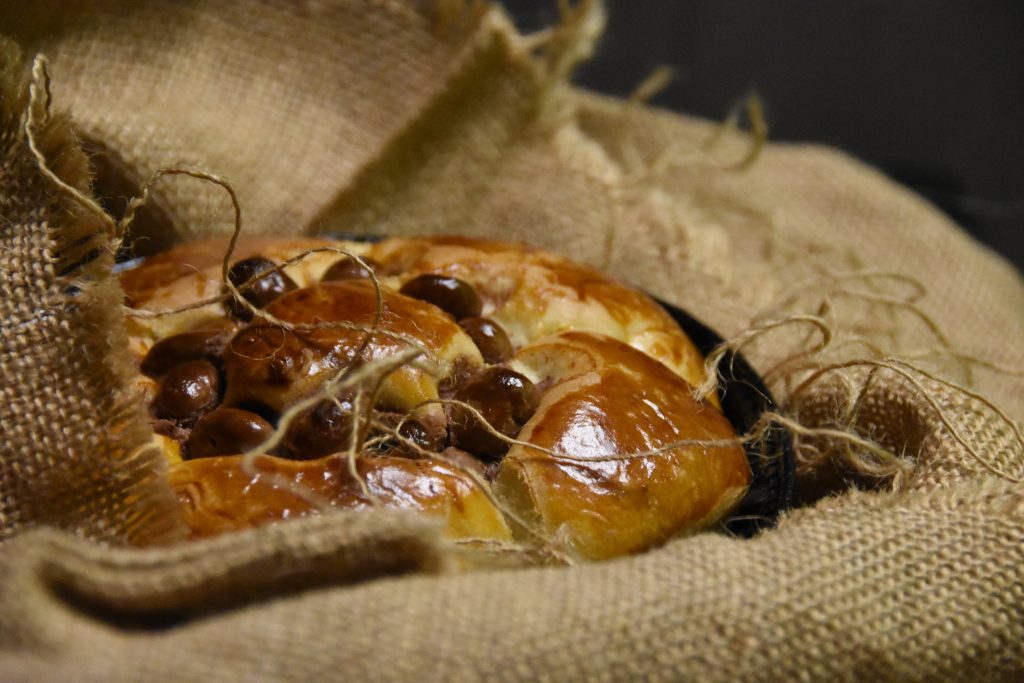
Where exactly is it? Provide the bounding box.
[122,235,750,560]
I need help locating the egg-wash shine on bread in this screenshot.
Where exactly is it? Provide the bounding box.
[121,235,750,561]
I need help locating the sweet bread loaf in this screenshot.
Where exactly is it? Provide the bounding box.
[121,235,750,560]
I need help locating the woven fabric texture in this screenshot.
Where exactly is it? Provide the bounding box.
[1,1,1022,681]
[0,39,181,545]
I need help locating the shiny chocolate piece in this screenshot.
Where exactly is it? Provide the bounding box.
[399,274,482,321]
[397,418,445,455]
[322,256,378,282]
[224,256,297,321]
[459,317,513,364]
[281,397,358,460]
[141,329,231,377]
[187,407,275,459]
[448,367,539,461]
[153,360,221,422]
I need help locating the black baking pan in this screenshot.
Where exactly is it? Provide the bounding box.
[115,233,795,537]
[654,301,794,537]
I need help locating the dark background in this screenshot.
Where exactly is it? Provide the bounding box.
[501,0,1024,273]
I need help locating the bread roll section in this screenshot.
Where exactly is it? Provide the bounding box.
[123,235,750,560]
[500,332,748,560]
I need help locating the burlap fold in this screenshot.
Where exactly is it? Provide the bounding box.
[0,39,181,545]
[1,1,1022,680]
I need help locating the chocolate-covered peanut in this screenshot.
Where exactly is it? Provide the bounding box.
[153,360,221,422]
[322,256,379,282]
[399,274,482,320]
[187,407,274,459]
[459,317,513,364]
[225,256,297,321]
[141,329,231,377]
[448,367,539,461]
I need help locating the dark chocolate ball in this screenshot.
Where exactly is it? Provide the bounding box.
[224,256,297,321]
[399,274,482,320]
[459,317,513,364]
[397,418,445,455]
[186,407,275,459]
[153,360,221,421]
[141,329,230,377]
[280,397,357,460]
[448,367,539,461]
[321,256,379,282]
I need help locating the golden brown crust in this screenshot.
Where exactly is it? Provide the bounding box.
[368,236,709,392]
[169,454,512,541]
[121,236,342,307]
[498,332,749,560]
[223,281,482,413]
[122,235,749,558]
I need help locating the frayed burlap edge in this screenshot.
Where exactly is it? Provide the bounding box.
[0,39,183,545]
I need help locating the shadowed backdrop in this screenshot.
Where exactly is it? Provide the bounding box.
[502,0,1024,272]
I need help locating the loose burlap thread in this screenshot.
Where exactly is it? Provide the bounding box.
[1,1,1022,680]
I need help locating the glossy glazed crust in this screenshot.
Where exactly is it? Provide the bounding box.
[224,280,480,413]
[169,454,511,542]
[123,235,748,558]
[367,236,711,395]
[501,332,749,560]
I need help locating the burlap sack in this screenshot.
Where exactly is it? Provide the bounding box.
[1,1,1022,680]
